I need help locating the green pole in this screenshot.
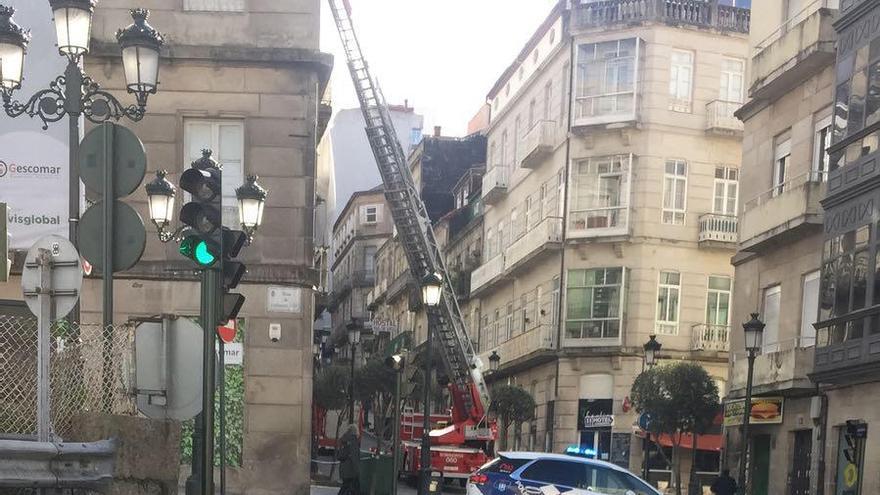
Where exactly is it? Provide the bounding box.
[200,268,219,495]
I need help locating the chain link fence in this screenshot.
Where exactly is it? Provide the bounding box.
[0,313,137,440]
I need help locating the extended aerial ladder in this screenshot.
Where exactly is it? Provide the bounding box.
[327,0,491,436]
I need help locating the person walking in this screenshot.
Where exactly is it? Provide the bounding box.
[710,469,737,495]
[337,424,361,495]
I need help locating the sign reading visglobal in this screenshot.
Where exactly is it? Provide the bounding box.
[0,0,71,248]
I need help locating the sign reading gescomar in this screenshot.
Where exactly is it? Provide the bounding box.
[0,1,70,249]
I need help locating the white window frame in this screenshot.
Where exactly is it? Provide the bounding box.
[564,267,626,346]
[773,137,791,197]
[800,271,820,347]
[656,271,681,335]
[662,159,688,225]
[669,49,694,112]
[183,119,245,228]
[574,38,641,126]
[762,285,782,353]
[706,276,733,327]
[569,154,633,237]
[713,167,739,215]
[362,205,380,224]
[813,115,832,182]
[720,57,745,103]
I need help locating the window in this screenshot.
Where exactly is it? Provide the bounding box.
[813,115,832,181]
[184,120,244,227]
[363,245,377,273]
[575,38,639,124]
[410,128,422,147]
[362,205,380,224]
[544,81,553,121]
[500,130,509,167]
[762,285,781,352]
[529,99,537,127]
[819,225,871,345]
[570,154,632,233]
[713,167,739,215]
[566,268,625,340]
[662,160,688,225]
[521,459,654,493]
[561,63,570,126]
[669,49,694,111]
[773,137,791,197]
[184,0,244,11]
[521,460,585,488]
[720,57,745,103]
[656,271,681,335]
[489,141,496,166]
[485,227,495,259]
[801,271,820,347]
[831,40,880,167]
[706,276,732,327]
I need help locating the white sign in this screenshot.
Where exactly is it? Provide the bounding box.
[582,415,615,429]
[219,342,243,366]
[0,1,73,248]
[267,286,302,313]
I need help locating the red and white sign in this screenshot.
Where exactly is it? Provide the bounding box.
[217,319,236,344]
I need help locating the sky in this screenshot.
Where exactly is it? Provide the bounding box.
[320,0,560,137]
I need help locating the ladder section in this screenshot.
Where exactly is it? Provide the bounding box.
[327,0,490,419]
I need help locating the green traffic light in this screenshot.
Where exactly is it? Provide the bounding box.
[180,235,217,267]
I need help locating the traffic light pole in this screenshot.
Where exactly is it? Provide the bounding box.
[199,267,220,495]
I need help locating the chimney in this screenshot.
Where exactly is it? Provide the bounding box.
[404,99,409,109]
[434,126,441,137]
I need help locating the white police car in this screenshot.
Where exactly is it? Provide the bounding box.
[467,452,660,495]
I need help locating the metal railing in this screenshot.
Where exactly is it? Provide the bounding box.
[481,324,556,366]
[698,213,737,243]
[753,0,836,55]
[743,171,826,213]
[573,0,750,33]
[706,100,743,133]
[691,324,731,351]
[482,166,510,203]
[505,217,563,269]
[470,254,505,294]
[730,336,816,362]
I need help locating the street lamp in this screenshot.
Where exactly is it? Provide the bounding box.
[488,350,500,373]
[0,6,29,94]
[144,169,175,236]
[419,271,443,495]
[642,335,662,482]
[347,321,361,425]
[236,175,268,243]
[737,313,765,494]
[1,5,164,283]
[644,334,661,369]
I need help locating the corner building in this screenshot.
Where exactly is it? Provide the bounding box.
[469,0,748,483]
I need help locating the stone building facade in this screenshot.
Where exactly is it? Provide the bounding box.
[2,1,331,493]
[726,1,837,494]
[467,0,749,486]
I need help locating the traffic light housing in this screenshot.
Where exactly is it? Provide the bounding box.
[219,228,248,323]
[179,150,223,268]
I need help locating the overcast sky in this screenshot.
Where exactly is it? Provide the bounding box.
[319,0,559,137]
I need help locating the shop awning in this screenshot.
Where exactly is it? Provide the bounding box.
[635,430,722,452]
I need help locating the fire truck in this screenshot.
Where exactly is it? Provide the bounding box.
[327,0,496,482]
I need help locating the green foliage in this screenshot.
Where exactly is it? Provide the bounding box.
[314,364,351,412]
[630,361,719,495]
[353,359,396,402]
[489,385,536,450]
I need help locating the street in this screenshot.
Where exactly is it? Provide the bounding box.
[311,483,466,495]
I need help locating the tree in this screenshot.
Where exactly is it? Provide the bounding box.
[489,385,537,451]
[313,365,351,480]
[353,358,397,452]
[630,362,719,495]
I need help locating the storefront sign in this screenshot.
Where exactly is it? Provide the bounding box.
[582,414,615,429]
[723,397,784,426]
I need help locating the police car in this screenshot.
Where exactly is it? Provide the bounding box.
[467,452,660,495]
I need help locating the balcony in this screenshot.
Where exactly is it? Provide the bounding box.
[386,271,411,302]
[729,338,815,396]
[520,121,555,169]
[749,5,836,100]
[470,254,505,297]
[812,312,880,384]
[691,324,730,352]
[482,167,510,205]
[698,213,737,248]
[505,217,563,274]
[352,269,375,287]
[572,0,750,34]
[739,172,825,253]
[480,324,556,371]
[705,100,743,136]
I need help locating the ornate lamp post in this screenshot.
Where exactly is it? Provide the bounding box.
[642,335,662,481]
[419,272,443,495]
[236,175,268,243]
[0,3,163,259]
[346,321,361,423]
[738,313,765,494]
[488,350,500,373]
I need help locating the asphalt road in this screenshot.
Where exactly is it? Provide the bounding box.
[311,481,467,495]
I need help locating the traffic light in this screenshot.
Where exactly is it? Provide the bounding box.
[219,227,248,323]
[178,150,222,268]
[844,420,867,464]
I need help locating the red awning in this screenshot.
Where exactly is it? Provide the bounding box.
[635,430,722,452]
